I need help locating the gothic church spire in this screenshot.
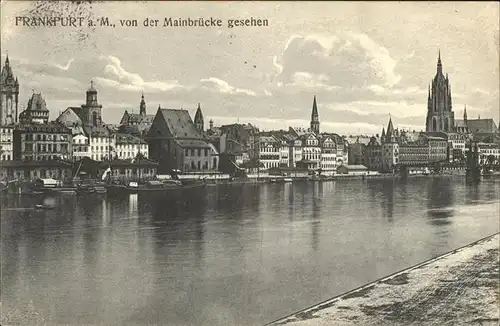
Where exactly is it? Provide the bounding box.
[310,95,320,134]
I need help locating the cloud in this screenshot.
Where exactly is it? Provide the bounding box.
[200,77,257,96]
[53,58,74,71]
[273,33,401,90]
[272,56,283,74]
[100,55,184,92]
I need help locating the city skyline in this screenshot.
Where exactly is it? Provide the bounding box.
[1,1,499,135]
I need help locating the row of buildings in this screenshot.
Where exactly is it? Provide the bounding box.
[1,52,500,181]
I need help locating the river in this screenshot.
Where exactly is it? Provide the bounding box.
[1,176,499,325]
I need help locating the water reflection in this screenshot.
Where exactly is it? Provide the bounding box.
[311,183,322,251]
[426,178,454,225]
[381,179,396,222]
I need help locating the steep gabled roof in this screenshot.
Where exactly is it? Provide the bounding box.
[26,93,48,112]
[121,111,155,124]
[115,133,147,145]
[194,103,204,124]
[385,118,396,143]
[159,108,205,139]
[466,119,499,133]
[83,124,111,138]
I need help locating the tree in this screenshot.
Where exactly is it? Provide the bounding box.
[432,162,442,174]
[487,154,496,167]
[134,152,146,161]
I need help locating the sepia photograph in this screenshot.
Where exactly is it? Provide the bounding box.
[0,1,499,325]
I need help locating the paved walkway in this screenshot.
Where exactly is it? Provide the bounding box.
[268,233,499,326]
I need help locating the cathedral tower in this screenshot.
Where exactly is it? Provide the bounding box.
[194,103,204,132]
[425,51,455,133]
[81,80,103,126]
[310,95,320,134]
[0,55,20,125]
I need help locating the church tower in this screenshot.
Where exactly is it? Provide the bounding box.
[0,55,20,125]
[194,103,204,132]
[139,93,146,115]
[382,117,399,173]
[425,51,455,133]
[310,95,320,134]
[81,80,103,126]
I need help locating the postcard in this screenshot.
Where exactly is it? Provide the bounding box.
[1,1,499,325]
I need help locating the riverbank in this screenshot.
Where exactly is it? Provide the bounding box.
[268,233,499,326]
[1,171,495,196]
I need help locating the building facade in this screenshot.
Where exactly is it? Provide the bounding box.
[86,125,115,162]
[0,56,19,126]
[0,125,14,161]
[364,136,382,171]
[381,118,399,173]
[320,135,338,171]
[13,122,72,161]
[72,133,90,161]
[298,133,321,170]
[477,142,500,165]
[146,107,218,174]
[115,133,149,160]
[103,158,158,181]
[0,160,73,181]
[258,135,280,169]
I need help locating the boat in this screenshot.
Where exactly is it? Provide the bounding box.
[106,179,206,195]
[0,182,8,195]
[76,184,97,195]
[283,178,293,183]
[34,204,56,210]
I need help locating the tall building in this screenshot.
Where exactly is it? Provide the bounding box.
[13,122,72,161]
[68,81,104,127]
[146,106,219,173]
[59,83,114,162]
[81,80,103,126]
[381,117,399,173]
[0,55,20,125]
[19,92,50,124]
[310,95,320,134]
[194,103,204,132]
[119,93,155,137]
[425,51,455,133]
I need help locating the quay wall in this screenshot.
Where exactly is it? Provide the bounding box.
[267,233,500,326]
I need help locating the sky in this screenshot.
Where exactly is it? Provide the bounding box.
[1,1,499,135]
